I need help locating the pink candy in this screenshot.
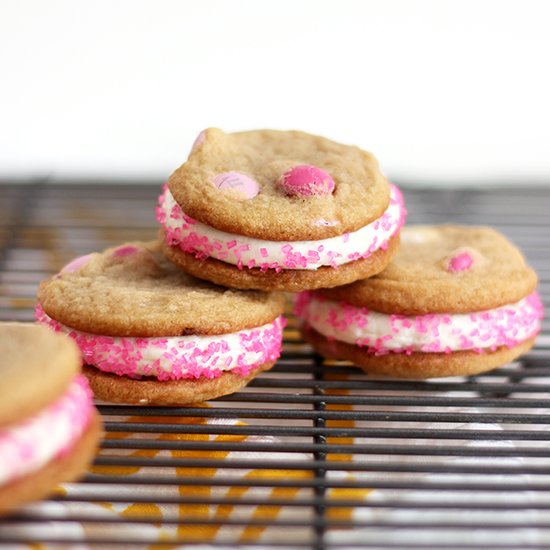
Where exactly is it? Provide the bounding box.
[212,171,259,199]
[448,251,474,272]
[157,183,406,271]
[60,254,93,274]
[113,245,139,257]
[278,165,335,197]
[189,130,207,156]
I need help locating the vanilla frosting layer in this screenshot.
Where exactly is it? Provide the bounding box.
[157,184,406,271]
[36,306,284,381]
[0,376,93,486]
[295,292,542,354]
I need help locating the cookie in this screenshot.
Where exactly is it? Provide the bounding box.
[157,128,406,291]
[0,323,101,514]
[295,225,542,378]
[36,241,286,404]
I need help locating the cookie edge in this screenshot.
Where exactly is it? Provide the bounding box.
[83,361,275,405]
[0,410,102,515]
[302,325,536,379]
[161,232,401,292]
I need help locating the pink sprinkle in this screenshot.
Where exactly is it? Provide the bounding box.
[157,183,407,272]
[36,305,285,382]
[0,375,93,481]
[294,291,543,357]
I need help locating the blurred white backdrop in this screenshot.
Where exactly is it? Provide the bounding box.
[0,0,549,185]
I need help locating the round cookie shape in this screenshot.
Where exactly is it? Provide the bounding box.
[38,241,285,337]
[0,323,101,513]
[302,326,537,380]
[168,128,390,241]
[0,323,80,427]
[319,225,538,315]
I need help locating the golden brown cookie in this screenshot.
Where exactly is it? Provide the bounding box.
[0,322,80,426]
[320,225,538,314]
[84,361,273,405]
[36,242,286,404]
[161,231,401,292]
[295,225,542,379]
[38,241,284,336]
[0,323,101,515]
[157,128,406,292]
[303,326,537,379]
[0,412,101,515]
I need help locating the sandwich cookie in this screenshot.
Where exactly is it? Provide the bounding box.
[296,226,542,378]
[157,128,406,292]
[0,323,101,514]
[36,242,285,405]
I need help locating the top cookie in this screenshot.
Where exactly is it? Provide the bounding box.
[168,128,390,241]
[0,322,80,427]
[38,242,285,337]
[319,225,538,314]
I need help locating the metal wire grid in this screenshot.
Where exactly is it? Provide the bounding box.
[0,181,549,548]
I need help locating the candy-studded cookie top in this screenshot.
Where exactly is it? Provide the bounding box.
[319,225,538,314]
[38,242,285,337]
[168,128,390,241]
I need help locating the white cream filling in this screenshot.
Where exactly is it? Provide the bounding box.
[160,185,405,270]
[37,307,284,380]
[0,379,91,485]
[301,295,540,352]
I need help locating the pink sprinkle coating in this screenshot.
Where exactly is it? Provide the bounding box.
[448,252,474,272]
[36,305,285,381]
[0,375,93,485]
[295,291,543,356]
[277,165,335,197]
[157,183,406,271]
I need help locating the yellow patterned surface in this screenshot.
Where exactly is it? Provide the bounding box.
[56,402,372,547]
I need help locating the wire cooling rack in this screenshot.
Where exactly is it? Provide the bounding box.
[0,181,549,549]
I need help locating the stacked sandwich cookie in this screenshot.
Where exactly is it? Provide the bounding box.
[34,127,541,413]
[157,128,406,292]
[35,128,405,406]
[295,226,542,378]
[0,323,101,514]
[36,241,285,405]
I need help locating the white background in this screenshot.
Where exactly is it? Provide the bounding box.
[0,0,549,185]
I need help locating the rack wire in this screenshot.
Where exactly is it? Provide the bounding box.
[0,181,549,549]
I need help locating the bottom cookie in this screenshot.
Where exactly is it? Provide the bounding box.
[302,326,536,379]
[0,410,102,515]
[161,232,401,292]
[84,361,275,405]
